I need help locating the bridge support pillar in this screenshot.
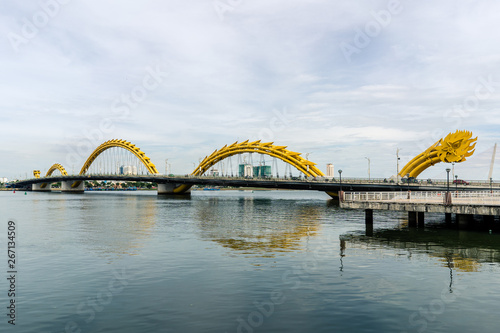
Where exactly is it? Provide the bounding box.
[61,181,84,193]
[32,183,51,192]
[157,183,191,195]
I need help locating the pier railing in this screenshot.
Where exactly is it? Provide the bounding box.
[343,191,500,205]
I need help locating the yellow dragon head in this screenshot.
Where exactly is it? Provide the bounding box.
[435,130,477,163]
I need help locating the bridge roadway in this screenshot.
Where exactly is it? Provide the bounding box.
[11,174,491,194]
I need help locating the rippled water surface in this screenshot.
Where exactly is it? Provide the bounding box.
[1,190,500,332]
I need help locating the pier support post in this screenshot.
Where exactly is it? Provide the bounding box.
[417,212,425,228]
[365,209,373,236]
[457,214,473,229]
[482,215,495,231]
[61,181,84,193]
[408,211,417,228]
[365,209,373,224]
[445,213,452,225]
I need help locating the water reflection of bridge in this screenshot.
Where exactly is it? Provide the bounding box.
[195,196,323,257]
[341,227,500,272]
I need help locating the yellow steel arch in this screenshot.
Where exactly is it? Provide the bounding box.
[40,163,68,188]
[194,140,324,177]
[78,139,159,175]
[172,140,324,193]
[399,130,477,178]
[70,139,159,188]
[46,163,68,177]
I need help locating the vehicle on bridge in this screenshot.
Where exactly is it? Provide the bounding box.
[453,179,470,185]
[401,177,418,184]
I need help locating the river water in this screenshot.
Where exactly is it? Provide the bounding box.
[1,189,499,333]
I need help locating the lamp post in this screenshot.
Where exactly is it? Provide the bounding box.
[446,168,451,193]
[446,168,451,205]
[455,174,458,197]
[490,177,493,193]
[338,169,344,202]
[396,148,401,184]
[365,157,371,182]
[406,173,410,192]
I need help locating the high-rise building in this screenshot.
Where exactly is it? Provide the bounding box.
[253,165,272,178]
[238,164,254,177]
[120,165,138,175]
[240,164,273,178]
[326,164,334,179]
[261,165,272,178]
[244,165,253,177]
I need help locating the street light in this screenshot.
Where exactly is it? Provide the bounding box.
[338,169,343,192]
[446,168,451,193]
[365,157,371,182]
[396,148,401,184]
[406,173,410,192]
[490,177,493,193]
[455,174,458,197]
[446,168,451,205]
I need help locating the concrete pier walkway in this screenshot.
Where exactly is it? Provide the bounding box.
[340,191,500,229]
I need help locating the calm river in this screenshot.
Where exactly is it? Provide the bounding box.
[1,190,499,332]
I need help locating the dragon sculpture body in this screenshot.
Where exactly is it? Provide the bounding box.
[400,130,477,178]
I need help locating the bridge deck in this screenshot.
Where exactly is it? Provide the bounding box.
[10,175,487,194]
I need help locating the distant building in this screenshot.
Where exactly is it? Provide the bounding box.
[239,164,254,177]
[253,165,272,178]
[119,165,138,175]
[0,177,8,183]
[326,164,335,179]
[209,168,219,176]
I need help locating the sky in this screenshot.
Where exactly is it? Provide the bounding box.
[2,0,500,181]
